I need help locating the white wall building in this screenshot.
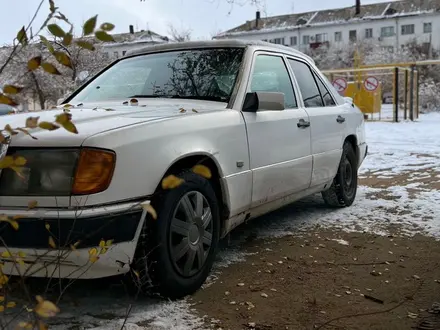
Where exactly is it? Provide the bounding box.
[214,0,439,54]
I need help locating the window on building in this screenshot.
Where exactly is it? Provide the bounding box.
[302,35,310,44]
[334,31,342,42]
[315,33,328,43]
[382,46,394,53]
[271,37,285,45]
[113,51,119,58]
[250,55,297,108]
[288,59,323,108]
[401,24,415,35]
[424,22,432,33]
[381,26,395,37]
[290,36,297,46]
[349,30,357,42]
[122,51,127,56]
[365,28,373,39]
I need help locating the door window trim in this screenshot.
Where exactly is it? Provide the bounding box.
[243,50,299,110]
[286,56,339,108]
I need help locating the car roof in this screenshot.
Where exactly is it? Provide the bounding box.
[125,39,315,64]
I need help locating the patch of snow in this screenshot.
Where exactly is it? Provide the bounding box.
[331,238,350,246]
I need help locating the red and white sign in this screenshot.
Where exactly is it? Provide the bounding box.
[332,78,347,93]
[364,76,379,91]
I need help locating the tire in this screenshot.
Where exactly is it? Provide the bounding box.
[321,141,358,207]
[132,171,220,299]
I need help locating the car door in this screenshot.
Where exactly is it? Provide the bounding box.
[287,58,347,187]
[241,52,313,208]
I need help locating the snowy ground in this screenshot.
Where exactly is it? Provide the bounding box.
[10,110,440,330]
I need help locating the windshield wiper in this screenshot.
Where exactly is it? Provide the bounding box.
[129,95,228,102]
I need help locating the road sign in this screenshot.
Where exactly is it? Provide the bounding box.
[332,78,347,93]
[364,76,379,91]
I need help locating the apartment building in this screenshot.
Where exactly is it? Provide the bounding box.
[214,0,439,53]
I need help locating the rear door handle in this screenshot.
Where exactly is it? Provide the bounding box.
[297,118,310,128]
[337,115,346,123]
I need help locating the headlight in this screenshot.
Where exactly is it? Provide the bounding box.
[0,148,115,196]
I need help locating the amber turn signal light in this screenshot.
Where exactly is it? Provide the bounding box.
[72,148,116,195]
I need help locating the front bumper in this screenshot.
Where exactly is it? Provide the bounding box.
[0,200,149,279]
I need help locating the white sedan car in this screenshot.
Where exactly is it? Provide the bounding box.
[0,40,367,298]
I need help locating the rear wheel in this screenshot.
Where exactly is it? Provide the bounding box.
[132,171,220,299]
[322,141,358,207]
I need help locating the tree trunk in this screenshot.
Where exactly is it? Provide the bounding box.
[30,71,46,110]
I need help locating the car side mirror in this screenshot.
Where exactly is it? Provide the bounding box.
[344,96,353,104]
[242,92,285,112]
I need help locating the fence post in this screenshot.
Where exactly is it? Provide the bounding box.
[404,69,408,120]
[415,70,420,119]
[393,67,399,123]
[409,65,415,121]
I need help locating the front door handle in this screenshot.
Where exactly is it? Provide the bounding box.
[297,118,310,128]
[337,115,346,123]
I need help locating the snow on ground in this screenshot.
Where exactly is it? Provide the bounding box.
[44,110,440,329]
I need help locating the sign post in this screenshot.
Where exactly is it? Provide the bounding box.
[364,76,379,92]
[332,78,347,94]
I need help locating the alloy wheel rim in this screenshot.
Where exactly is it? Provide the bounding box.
[169,191,213,277]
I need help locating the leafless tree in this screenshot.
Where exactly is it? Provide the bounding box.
[167,23,192,42]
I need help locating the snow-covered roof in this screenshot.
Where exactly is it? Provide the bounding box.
[216,0,440,37]
[102,30,169,47]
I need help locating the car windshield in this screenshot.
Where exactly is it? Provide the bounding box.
[68,47,245,104]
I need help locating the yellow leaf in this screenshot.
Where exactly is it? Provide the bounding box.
[17,26,28,45]
[18,251,26,258]
[48,236,56,249]
[95,30,114,42]
[99,240,105,248]
[6,301,16,308]
[39,36,54,54]
[14,156,27,166]
[62,33,73,46]
[0,94,18,106]
[27,56,42,71]
[53,51,72,68]
[28,200,38,209]
[134,270,140,279]
[0,274,9,285]
[38,122,59,131]
[45,223,51,231]
[61,121,78,134]
[179,108,186,113]
[88,247,98,256]
[161,175,184,190]
[3,85,23,95]
[105,240,113,246]
[142,203,157,220]
[18,322,33,329]
[34,296,60,318]
[89,255,99,263]
[49,0,56,12]
[0,296,3,302]
[47,24,65,38]
[100,23,115,31]
[41,62,61,75]
[83,15,98,35]
[75,40,95,51]
[0,306,4,312]
[55,112,71,124]
[9,220,19,231]
[4,124,18,135]
[0,156,14,169]
[1,251,12,258]
[25,116,39,128]
[100,247,108,254]
[192,164,212,179]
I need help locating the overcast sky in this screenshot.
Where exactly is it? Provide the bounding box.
[1,0,392,44]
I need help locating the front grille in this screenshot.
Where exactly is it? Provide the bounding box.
[0,211,142,249]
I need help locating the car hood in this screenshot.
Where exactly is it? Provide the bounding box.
[1,99,227,147]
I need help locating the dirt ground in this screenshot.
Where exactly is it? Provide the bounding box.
[190,165,440,330]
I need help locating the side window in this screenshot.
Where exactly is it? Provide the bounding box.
[250,55,297,109]
[288,59,323,108]
[312,71,336,106]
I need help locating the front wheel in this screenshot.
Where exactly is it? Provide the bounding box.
[132,171,220,299]
[322,141,358,207]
